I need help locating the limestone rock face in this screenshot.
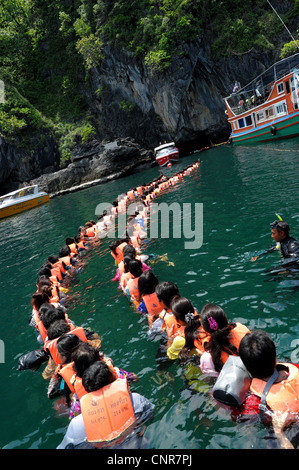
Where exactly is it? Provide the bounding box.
[31,138,154,197]
[0,133,60,196]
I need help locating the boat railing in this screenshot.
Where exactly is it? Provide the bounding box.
[227,86,272,116]
[0,185,39,203]
[225,52,299,115]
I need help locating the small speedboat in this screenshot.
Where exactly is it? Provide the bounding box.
[154,142,179,167]
[0,185,49,219]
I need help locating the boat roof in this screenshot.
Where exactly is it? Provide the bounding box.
[154,142,176,152]
[0,185,39,201]
[225,52,299,100]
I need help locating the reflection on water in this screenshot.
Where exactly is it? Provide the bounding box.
[1,138,299,449]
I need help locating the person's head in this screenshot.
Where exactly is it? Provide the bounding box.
[122,256,133,273]
[57,333,82,364]
[170,296,195,324]
[138,270,159,297]
[46,319,70,340]
[82,361,116,393]
[200,303,229,334]
[270,220,290,242]
[38,266,52,278]
[74,234,82,243]
[200,303,239,372]
[122,244,136,258]
[155,281,180,309]
[37,278,52,290]
[59,245,71,258]
[239,329,276,379]
[128,259,143,278]
[40,306,65,330]
[31,286,52,310]
[65,237,75,246]
[109,240,121,254]
[48,255,59,264]
[72,343,100,377]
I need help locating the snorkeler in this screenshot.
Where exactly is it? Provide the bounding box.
[251,219,299,263]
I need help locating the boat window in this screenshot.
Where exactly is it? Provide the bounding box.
[275,101,287,115]
[256,111,264,122]
[238,118,245,128]
[245,115,252,126]
[285,80,290,94]
[265,107,274,119]
[277,82,284,94]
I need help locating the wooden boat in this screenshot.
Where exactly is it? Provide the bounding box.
[0,185,49,219]
[154,142,179,166]
[224,52,299,144]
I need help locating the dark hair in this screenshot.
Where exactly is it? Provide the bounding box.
[59,245,71,258]
[40,306,65,330]
[171,296,195,324]
[122,244,136,258]
[57,333,82,364]
[46,319,70,340]
[270,220,290,235]
[138,270,159,297]
[48,255,59,264]
[31,286,52,310]
[82,361,116,392]
[109,240,121,254]
[37,278,52,290]
[155,281,179,308]
[38,266,52,277]
[72,343,100,377]
[239,330,276,379]
[128,259,143,278]
[200,303,238,372]
[74,234,81,243]
[65,237,75,245]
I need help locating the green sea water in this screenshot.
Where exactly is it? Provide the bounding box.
[1,138,299,450]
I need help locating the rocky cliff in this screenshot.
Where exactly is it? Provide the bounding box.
[0,38,277,196]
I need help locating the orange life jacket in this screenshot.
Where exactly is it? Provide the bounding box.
[77,240,86,250]
[111,242,127,265]
[44,327,88,365]
[80,378,136,444]
[159,310,178,337]
[58,362,88,400]
[68,243,78,255]
[127,277,140,302]
[220,323,250,364]
[54,259,66,275]
[60,255,72,268]
[250,363,299,416]
[50,289,60,304]
[143,292,163,317]
[86,227,96,237]
[51,265,63,281]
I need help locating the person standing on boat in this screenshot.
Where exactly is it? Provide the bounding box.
[233,81,240,93]
[251,219,299,263]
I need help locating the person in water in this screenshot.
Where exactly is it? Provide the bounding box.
[57,361,155,449]
[239,329,299,449]
[251,219,299,262]
[198,303,250,376]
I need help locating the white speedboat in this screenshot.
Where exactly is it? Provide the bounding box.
[154,142,179,166]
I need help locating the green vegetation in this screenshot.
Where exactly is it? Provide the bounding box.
[0,0,298,164]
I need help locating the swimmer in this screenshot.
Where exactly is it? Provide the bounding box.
[251,219,299,263]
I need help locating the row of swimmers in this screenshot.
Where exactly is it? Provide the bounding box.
[107,171,299,450]
[19,160,201,449]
